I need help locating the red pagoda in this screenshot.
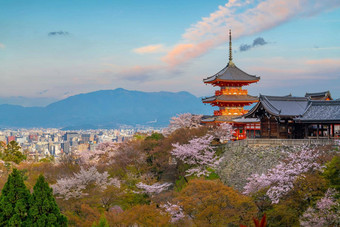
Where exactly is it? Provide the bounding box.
[202,30,260,139]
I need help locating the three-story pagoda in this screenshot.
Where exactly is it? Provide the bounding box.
[202,30,260,139]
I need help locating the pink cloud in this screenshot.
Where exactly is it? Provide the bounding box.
[162,42,216,66]
[162,0,340,67]
[102,0,340,93]
[133,44,165,54]
[305,59,340,66]
[0,43,5,49]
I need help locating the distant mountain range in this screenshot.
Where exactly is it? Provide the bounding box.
[0,88,211,129]
[0,96,58,107]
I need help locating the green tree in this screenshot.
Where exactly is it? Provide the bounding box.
[177,179,257,226]
[2,141,26,164]
[92,216,109,227]
[27,175,67,226]
[0,141,5,158]
[0,168,31,226]
[323,155,340,192]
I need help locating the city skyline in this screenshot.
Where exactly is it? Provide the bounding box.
[1,0,340,106]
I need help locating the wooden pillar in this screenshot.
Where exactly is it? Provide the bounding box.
[305,124,308,139]
[328,124,331,139]
[332,124,335,138]
[317,124,319,139]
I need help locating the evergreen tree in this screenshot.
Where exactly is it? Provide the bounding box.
[27,175,67,227]
[2,141,26,164]
[0,168,31,226]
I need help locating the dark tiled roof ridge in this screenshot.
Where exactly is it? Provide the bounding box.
[259,94,309,101]
[295,100,340,122]
[261,95,281,114]
[203,62,260,82]
[224,64,260,80]
[305,91,330,97]
[309,100,340,105]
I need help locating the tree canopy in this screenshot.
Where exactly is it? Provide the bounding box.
[0,168,31,226]
[1,141,26,164]
[27,175,68,226]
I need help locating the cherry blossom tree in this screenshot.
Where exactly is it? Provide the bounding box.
[300,188,340,227]
[52,166,120,200]
[243,146,323,203]
[136,182,172,195]
[171,135,221,177]
[76,142,119,164]
[161,202,186,223]
[165,113,202,134]
[211,122,234,142]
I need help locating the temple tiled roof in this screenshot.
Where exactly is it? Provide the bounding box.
[305,91,333,100]
[203,62,260,83]
[202,94,258,103]
[295,101,340,123]
[245,95,309,118]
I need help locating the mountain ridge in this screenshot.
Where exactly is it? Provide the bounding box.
[0,88,211,129]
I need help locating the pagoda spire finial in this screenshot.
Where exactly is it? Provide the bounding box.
[228,29,234,66]
[229,29,232,61]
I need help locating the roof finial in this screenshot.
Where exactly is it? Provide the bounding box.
[228,29,234,66]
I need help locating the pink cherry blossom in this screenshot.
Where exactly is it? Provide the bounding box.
[161,202,186,223]
[300,188,339,227]
[164,113,202,134]
[171,135,221,177]
[244,146,322,203]
[52,166,120,200]
[136,182,172,195]
[211,122,234,142]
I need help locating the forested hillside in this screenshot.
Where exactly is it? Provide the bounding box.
[0,114,339,226]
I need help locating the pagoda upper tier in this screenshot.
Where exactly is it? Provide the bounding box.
[203,62,260,87]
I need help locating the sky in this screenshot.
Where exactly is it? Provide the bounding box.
[1,0,340,106]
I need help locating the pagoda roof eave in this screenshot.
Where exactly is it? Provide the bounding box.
[202,94,259,103]
[203,63,260,83]
[203,79,260,86]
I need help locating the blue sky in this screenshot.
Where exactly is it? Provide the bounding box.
[0,0,340,106]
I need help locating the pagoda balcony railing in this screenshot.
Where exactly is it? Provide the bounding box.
[214,109,248,116]
[215,88,248,96]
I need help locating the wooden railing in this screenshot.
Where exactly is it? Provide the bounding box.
[214,109,248,116]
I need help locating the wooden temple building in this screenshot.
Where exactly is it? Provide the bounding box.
[201,30,260,139]
[244,94,340,139]
[200,30,340,140]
